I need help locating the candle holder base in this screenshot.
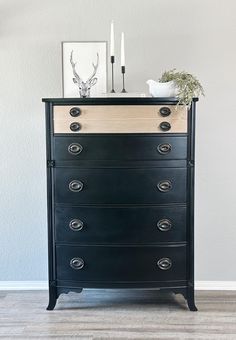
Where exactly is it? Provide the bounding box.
[110,56,116,93]
[121,66,127,93]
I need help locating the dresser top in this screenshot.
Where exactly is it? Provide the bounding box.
[42,97,198,105]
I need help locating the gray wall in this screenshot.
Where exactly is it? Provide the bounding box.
[0,0,236,281]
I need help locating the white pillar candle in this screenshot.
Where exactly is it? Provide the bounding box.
[121,32,125,66]
[110,21,115,57]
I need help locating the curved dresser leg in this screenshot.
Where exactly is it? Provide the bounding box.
[187,287,198,311]
[47,285,58,311]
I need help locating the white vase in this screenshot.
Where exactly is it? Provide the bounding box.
[146,80,178,97]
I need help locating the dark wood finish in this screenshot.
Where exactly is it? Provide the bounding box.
[54,167,187,205]
[42,97,198,104]
[43,97,197,311]
[53,136,188,161]
[56,245,187,282]
[55,205,187,244]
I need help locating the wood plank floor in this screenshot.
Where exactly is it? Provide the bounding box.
[0,290,236,339]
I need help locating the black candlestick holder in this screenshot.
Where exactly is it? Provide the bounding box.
[110,56,115,93]
[121,66,127,93]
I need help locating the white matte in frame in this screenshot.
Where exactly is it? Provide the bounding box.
[62,41,108,98]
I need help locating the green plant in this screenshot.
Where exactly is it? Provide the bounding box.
[159,69,204,106]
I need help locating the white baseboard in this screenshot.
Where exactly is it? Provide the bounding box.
[196,281,236,290]
[0,281,48,290]
[0,281,236,291]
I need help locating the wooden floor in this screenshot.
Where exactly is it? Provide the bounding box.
[0,290,236,339]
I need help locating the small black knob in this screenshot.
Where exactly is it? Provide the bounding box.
[157,180,172,192]
[69,180,84,192]
[69,219,84,231]
[68,143,83,155]
[70,107,81,117]
[157,143,172,155]
[157,219,172,232]
[157,258,172,270]
[159,122,171,132]
[70,257,84,270]
[159,107,171,117]
[70,122,81,132]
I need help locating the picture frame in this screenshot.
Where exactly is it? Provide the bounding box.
[62,41,108,98]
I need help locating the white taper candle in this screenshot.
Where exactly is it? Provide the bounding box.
[110,21,115,56]
[121,32,125,67]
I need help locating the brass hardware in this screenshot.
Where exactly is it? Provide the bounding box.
[157,143,172,154]
[159,107,171,117]
[70,122,81,132]
[69,219,84,231]
[157,219,172,232]
[69,180,84,192]
[157,180,172,192]
[157,257,172,270]
[68,143,83,155]
[159,121,171,131]
[70,257,84,270]
[69,107,81,117]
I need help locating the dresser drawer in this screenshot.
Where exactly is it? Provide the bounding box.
[54,167,187,205]
[53,136,187,161]
[55,205,187,244]
[56,245,187,282]
[54,105,187,120]
[53,105,187,134]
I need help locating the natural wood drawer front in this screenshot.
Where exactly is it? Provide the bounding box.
[54,105,187,120]
[53,105,188,133]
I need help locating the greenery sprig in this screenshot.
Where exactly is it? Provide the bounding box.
[159,69,204,106]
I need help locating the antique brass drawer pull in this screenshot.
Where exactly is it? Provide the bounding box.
[159,121,171,131]
[157,219,172,232]
[69,180,84,192]
[70,122,81,132]
[69,107,81,117]
[157,257,172,270]
[157,143,172,154]
[68,143,83,155]
[157,180,172,192]
[69,219,84,231]
[70,257,84,270]
[159,107,171,117]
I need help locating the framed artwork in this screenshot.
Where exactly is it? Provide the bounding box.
[62,41,108,98]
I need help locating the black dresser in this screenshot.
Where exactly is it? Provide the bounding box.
[43,97,198,311]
